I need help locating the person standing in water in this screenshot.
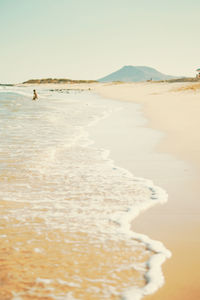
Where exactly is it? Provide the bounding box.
[32,89,38,100]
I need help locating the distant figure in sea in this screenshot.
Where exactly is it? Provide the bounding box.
[32,89,38,100]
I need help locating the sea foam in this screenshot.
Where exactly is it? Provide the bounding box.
[0,86,171,300]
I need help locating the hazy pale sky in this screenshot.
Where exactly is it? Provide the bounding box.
[0,0,199,83]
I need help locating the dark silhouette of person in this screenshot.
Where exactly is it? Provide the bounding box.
[33,89,38,100]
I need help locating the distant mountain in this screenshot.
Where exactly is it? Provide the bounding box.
[98,65,177,82]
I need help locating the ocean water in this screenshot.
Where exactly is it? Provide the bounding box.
[0,86,171,300]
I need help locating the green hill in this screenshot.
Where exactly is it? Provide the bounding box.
[23,78,97,84]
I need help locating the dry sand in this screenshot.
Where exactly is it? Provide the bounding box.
[93,81,200,299]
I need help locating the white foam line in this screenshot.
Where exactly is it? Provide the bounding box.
[100,150,171,299]
[120,225,171,299]
[110,186,171,299]
[82,95,172,299]
[103,156,171,300]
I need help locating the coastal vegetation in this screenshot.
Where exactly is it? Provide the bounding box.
[23,78,97,84]
[173,82,200,92]
[164,77,200,83]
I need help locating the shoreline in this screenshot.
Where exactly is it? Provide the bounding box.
[0,87,161,300]
[6,82,200,298]
[88,96,173,299]
[91,82,200,299]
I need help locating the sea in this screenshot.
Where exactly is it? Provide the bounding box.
[0,85,171,300]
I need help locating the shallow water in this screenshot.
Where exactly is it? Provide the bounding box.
[0,86,169,300]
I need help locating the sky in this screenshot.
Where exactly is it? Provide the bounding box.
[0,0,200,83]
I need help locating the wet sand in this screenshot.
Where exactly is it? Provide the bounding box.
[0,87,154,300]
[91,81,200,299]
[0,202,149,300]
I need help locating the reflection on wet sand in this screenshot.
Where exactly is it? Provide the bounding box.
[0,200,151,299]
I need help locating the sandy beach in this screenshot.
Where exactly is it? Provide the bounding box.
[2,81,199,299]
[92,81,200,299]
[2,0,200,298]
[0,86,160,300]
